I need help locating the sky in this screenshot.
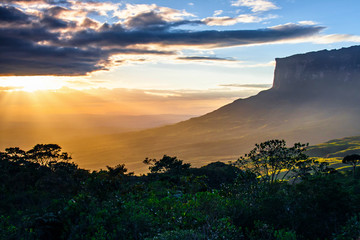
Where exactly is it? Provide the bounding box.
[1,0,360,116]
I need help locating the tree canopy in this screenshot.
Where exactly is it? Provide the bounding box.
[0,140,359,240]
[143,155,191,174]
[342,154,360,177]
[234,140,311,183]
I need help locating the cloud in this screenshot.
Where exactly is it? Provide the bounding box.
[310,34,360,44]
[66,23,324,48]
[69,1,120,17]
[0,26,59,42]
[203,14,277,26]
[0,5,30,24]
[177,56,237,61]
[232,0,279,12]
[80,17,100,29]
[125,11,167,30]
[298,20,318,26]
[0,30,175,76]
[0,1,345,76]
[0,41,109,76]
[45,6,68,17]
[0,16,325,76]
[213,10,223,16]
[123,10,202,31]
[115,4,194,23]
[219,83,272,88]
[40,15,70,29]
[0,0,65,3]
[0,0,71,8]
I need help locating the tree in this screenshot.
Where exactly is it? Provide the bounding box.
[2,147,26,162]
[234,139,309,184]
[143,155,190,174]
[342,154,360,178]
[106,164,134,177]
[26,144,71,166]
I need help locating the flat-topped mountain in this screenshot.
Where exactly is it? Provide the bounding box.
[65,46,360,172]
[273,46,360,93]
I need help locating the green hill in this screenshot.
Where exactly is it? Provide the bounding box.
[307,136,360,158]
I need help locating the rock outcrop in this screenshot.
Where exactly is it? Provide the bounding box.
[272,46,360,93]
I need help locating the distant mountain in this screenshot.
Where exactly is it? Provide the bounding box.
[66,46,360,172]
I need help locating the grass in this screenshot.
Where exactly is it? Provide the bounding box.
[306,136,360,158]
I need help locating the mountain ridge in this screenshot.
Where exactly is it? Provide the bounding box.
[64,45,360,172]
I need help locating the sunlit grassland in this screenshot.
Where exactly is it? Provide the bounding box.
[306,136,360,158]
[314,157,352,171]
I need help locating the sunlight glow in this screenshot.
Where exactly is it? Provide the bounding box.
[0,76,66,92]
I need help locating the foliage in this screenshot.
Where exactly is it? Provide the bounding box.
[0,215,17,240]
[234,140,309,183]
[342,154,360,177]
[107,164,134,177]
[143,155,191,174]
[333,214,360,240]
[2,140,360,239]
[27,144,71,166]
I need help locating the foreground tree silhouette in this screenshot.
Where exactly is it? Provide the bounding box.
[342,154,360,178]
[106,164,134,177]
[234,139,309,183]
[1,147,26,163]
[143,155,191,174]
[26,144,71,166]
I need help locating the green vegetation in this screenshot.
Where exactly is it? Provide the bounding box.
[306,136,360,158]
[342,154,360,178]
[1,141,360,239]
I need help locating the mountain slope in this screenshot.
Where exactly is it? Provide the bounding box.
[307,135,360,158]
[65,46,360,172]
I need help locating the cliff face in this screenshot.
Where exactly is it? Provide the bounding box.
[272,46,360,93]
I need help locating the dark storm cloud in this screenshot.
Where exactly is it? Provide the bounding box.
[0,27,59,42]
[0,5,30,23]
[0,0,69,4]
[0,33,175,76]
[125,11,167,30]
[0,36,109,75]
[80,18,99,28]
[107,48,174,55]
[125,11,203,31]
[0,1,326,76]
[67,24,324,48]
[0,24,175,75]
[177,56,236,61]
[45,6,68,17]
[40,15,70,29]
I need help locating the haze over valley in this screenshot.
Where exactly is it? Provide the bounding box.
[1,0,360,172]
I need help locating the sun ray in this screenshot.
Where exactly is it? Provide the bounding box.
[0,76,67,92]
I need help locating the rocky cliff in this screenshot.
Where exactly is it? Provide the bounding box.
[272,46,360,93]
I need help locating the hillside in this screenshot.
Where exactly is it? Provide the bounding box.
[307,135,360,158]
[64,46,360,172]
